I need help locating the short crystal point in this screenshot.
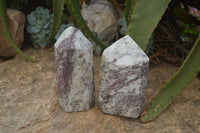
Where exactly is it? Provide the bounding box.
[55,26,95,112]
[98,35,149,118]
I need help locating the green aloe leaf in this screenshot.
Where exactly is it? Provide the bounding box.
[126,0,170,51]
[65,0,106,49]
[0,0,35,62]
[49,0,65,41]
[125,0,137,25]
[140,32,200,122]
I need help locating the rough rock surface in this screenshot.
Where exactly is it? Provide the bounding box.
[0,49,57,131]
[81,0,118,43]
[98,35,149,118]
[0,49,200,133]
[0,9,25,57]
[54,26,95,112]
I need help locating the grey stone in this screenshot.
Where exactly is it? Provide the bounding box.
[54,26,95,112]
[81,0,119,43]
[98,35,149,118]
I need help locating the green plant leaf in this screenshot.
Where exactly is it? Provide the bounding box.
[0,0,35,62]
[126,0,170,51]
[140,32,200,122]
[65,0,106,49]
[49,0,65,41]
[55,23,73,40]
[125,0,137,25]
[31,26,40,33]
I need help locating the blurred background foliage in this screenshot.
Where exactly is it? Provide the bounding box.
[7,0,53,14]
[4,0,200,64]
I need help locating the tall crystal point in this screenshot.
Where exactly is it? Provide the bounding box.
[98,35,149,118]
[55,26,95,112]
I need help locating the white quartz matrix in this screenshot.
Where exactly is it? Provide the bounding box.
[98,35,149,118]
[55,26,94,112]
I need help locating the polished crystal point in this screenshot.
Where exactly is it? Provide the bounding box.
[98,35,149,118]
[55,26,95,112]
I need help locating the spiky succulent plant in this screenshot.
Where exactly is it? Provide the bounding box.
[55,24,73,40]
[26,7,53,48]
[118,13,127,35]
